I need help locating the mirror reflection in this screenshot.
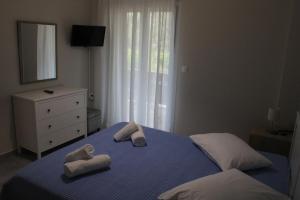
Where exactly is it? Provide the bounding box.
[17,22,57,84]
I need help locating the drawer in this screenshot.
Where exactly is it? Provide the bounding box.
[36,93,86,120]
[39,122,86,152]
[37,108,86,137]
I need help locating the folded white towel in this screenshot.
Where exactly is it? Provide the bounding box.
[64,154,111,178]
[65,144,95,163]
[131,125,146,147]
[113,122,139,142]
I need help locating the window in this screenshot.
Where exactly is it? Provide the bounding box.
[99,0,176,131]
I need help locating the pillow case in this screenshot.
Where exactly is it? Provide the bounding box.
[158,169,290,200]
[190,133,272,171]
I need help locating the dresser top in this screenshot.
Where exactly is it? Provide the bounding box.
[13,86,87,102]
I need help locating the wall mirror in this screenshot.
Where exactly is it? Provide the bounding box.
[17,21,57,84]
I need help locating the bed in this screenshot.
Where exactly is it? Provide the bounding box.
[1,122,294,200]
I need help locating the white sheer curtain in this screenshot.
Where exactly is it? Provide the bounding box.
[95,0,176,131]
[37,25,56,80]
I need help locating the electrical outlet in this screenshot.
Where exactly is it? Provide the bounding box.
[89,93,94,101]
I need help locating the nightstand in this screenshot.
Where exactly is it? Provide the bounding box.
[249,128,292,156]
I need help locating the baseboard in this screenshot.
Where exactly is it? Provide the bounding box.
[0,149,16,157]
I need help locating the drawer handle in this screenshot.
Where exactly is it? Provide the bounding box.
[48,124,52,129]
[76,129,81,133]
[49,140,53,144]
[76,101,79,105]
[76,115,80,119]
[47,109,51,113]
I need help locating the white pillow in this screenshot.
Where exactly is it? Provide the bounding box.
[158,169,290,200]
[190,133,272,171]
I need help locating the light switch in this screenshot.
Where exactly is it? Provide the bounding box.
[181,65,189,72]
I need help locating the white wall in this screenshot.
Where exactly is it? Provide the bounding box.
[1,0,294,155]
[174,0,292,140]
[0,0,92,154]
[279,0,300,129]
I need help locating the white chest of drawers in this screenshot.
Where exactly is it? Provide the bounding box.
[13,86,87,159]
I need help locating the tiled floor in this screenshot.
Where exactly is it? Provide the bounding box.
[0,152,32,191]
[0,135,92,192]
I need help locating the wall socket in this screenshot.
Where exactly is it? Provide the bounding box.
[89,93,94,101]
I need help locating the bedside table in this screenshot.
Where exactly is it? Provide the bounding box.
[249,128,292,156]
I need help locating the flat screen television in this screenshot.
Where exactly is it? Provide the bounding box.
[71,25,106,47]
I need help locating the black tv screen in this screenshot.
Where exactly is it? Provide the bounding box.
[71,25,106,47]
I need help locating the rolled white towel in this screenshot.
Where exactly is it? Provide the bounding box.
[113,122,138,142]
[64,154,111,178]
[131,125,146,147]
[65,144,95,163]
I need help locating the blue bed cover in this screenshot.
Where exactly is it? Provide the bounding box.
[1,123,290,200]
